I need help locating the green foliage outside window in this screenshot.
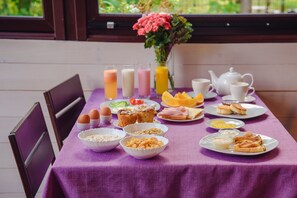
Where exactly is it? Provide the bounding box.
[0,0,296,17]
[98,0,297,14]
[208,0,240,14]
[0,0,42,16]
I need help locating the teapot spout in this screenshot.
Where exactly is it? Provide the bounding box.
[208,70,218,88]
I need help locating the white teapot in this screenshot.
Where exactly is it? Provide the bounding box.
[208,67,254,96]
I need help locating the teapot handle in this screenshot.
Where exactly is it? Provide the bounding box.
[242,73,254,87]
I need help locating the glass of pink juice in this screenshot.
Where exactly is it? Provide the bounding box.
[137,66,151,98]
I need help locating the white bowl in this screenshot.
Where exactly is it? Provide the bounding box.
[78,128,126,152]
[120,135,169,159]
[123,123,168,136]
[218,128,240,137]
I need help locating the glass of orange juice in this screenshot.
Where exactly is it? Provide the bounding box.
[155,66,168,95]
[104,67,117,100]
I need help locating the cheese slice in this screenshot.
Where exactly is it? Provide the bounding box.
[185,107,203,119]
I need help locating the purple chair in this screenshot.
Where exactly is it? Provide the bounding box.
[44,74,86,150]
[9,102,55,198]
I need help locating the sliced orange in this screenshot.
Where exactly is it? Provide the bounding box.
[194,93,204,104]
[162,91,179,107]
[163,91,202,107]
[174,92,183,99]
[181,92,192,99]
[176,98,197,107]
[174,92,192,100]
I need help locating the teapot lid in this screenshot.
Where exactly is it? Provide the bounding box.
[225,67,240,76]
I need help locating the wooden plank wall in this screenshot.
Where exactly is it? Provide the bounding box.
[0,39,296,197]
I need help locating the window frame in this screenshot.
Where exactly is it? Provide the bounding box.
[83,0,297,43]
[0,0,64,40]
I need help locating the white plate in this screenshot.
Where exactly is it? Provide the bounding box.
[187,91,218,100]
[204,103,267,119]
[157,112,204,122]
[205,118,245,129]
[113,119,161,129]
[199,132,279,156]
[100,99,161,114]
[161,101,204,108]
[222,95,256,103]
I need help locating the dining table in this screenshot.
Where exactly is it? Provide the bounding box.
[42,88,297,198]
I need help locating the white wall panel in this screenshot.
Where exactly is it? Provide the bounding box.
[175,43,297,65]
[0,117,22,143]
[175,64,297,91]
[0,40,154,65]
[0,169,24,193]
[1,63,297,91]
[0,91,91,117]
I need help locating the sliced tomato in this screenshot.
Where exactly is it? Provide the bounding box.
[129,98,144,105]
[129,97,136,105]
[135,99,144,105]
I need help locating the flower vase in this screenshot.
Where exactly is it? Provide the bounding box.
[166,50,175,93]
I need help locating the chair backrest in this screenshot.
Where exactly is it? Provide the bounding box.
[44,74,86,150]
[9,102,55,198]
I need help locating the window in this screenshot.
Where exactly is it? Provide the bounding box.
[0,0,64,40]
[1,0,297,42]
[98,0,297,15]
[0,0,43,16]
[85,0,297,43]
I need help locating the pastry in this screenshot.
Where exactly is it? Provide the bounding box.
[216,105,232,115]
[230,103,247,115]
[233,144,266,153]
[233,132,266,153]
[134,104,155,123]
[117,109,137,127]
[234,132,262,145]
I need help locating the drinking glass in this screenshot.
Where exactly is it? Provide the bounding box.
[137,65,151,98]
[104,66,117,100]
[121,65,135,98]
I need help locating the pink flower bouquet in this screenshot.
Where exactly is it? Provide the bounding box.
[133,13,193,90]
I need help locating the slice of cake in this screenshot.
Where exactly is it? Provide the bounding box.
[117,109,137,127]
[134,104,155,123]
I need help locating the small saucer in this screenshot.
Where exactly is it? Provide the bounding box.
[222,95,256,103]
[187,91,217,100]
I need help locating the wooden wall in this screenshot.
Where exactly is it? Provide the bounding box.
[0,39,296,197]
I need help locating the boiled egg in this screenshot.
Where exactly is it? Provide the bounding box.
[100,106,111,116]
[89,109,100,119]
[77,114,90,123]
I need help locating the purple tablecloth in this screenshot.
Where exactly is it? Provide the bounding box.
[43,88,297,198]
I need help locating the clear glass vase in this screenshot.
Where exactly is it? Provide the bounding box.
[166,49,175,93]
